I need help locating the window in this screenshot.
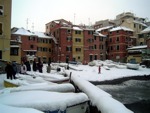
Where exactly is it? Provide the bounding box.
[99,37,103,41]
[49,48,51,52]
[99,45,104,50]
[89,55,93,61]
[76,48,81,52]
[94,55,97,60]
[78,56,80,59]
[67,36,72,41]
[88,31,93,35]
[30,45,34,49]
[75,38,81,42]
[134,24,136,28]
[94,36,96,40]
[0,23,2,35]
[67,29,71,34]
[49,39,51,43]
[109,38,112,42]
[116,37,119,42]
[0,6,4,15]
[66,46,72,52]
[10,48,18,55]
[94,45,97,49]
[75,30,81,34]
[110,46,113,50]
[28,36,35,41]
[89,46,93,50]
[116,45,119,50]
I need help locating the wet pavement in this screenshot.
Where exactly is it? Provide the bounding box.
[97,80,150,113]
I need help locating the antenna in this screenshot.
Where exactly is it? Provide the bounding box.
[32,23,34,32]
[74,13,76,25]
[88,18,90,26]
[26,18,29,30]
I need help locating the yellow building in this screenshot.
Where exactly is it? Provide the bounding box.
[72,26,84,62]
[35,32,52,63]
[0,0,11,61]
[127,45,147,63]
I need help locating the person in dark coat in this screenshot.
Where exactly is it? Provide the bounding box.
[12,61,17,79]
[37,59,43,73]
[33,58,37,71]
[24,60,31,71]
[5,62,14,80]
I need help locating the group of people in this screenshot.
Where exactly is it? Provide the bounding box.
[5,58,44,80]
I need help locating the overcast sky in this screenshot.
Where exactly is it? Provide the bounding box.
[11,0,150,32]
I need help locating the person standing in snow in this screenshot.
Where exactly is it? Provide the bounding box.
[37,59,43,73]
[12,61,17,79]
[20,61,27,74]
[33,58,37,71]
[47,63,51,73]
[24,59,31,71]
[5,62,14,80]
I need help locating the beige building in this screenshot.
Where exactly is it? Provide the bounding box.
[114,12,147,45]
[0,0,11,61]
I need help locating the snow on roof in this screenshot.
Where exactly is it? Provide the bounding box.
[0,104,43,113]
[110,26,133,32]
[0,91,88,111]
[73,26,83,31]
[94,31,107,37]
[140,26,150,34]
[12,28,36,36]
[133,20,147,27]
[71,76,133,113]
[54,20,60,24]
[1,83,75,93]
[96,26,113,32]
[34,32,52,39]
[127,45,147,50]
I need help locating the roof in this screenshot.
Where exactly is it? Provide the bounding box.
[110,26,133,32]
[34,32,52,39]
[94,31,106,37]
[140,26,150,34]
[96,26,113,32]
[73,26,83,31]
[133,20,147,27]
[11,27,36,36]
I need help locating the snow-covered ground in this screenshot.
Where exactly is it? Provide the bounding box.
[0,60,150,113]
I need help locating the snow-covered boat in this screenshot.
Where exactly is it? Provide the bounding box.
[0,91,89,113]
[126,63,139,70]
[1,83,75,94]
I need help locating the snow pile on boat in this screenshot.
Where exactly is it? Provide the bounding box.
[0,83,75,94]
[0,91,89,112]
[71,75,133,113]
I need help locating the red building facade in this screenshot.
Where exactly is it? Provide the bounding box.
[108,26,134,62]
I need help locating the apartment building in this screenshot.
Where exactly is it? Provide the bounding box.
[46,19,73,62]
[138,26,150,45]
[72,26,84,62]
[0,0,11,61]
[11,28,53,63]
[114,12,147,46]
[108,26,134,62]
[35,32,53,63]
